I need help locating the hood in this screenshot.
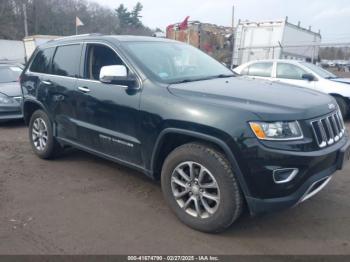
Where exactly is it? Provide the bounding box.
[168,77,336,121]
[0,82,22,97]
[331,78,350,85]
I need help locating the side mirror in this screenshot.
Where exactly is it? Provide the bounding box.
[302,73,316,81]
[99,65,138,88]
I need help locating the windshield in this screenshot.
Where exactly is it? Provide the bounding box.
[0,66,22,83]
[300,62,337,79]
[123,41,234,84]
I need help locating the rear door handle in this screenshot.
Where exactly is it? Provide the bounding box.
[78,86,91,93]
[41,80,52,85]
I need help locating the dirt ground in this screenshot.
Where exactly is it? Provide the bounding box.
[329,68,350,78]
[0,120,349,255]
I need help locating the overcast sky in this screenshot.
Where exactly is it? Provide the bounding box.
[95,0,350,43]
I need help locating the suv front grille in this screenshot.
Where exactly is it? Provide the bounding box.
[311,111,345,148]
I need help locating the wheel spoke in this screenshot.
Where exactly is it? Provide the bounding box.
[200,181,218,189]
[38,138,43,150]
[33,121,39,131]
[198,167,205,183]
[193,197,201,217]
[39,119,46,130]
[176,168,190,182]
[202,192,219,202]
[172,177,188,189]
[200,196,215,215]
[174,189,189,199]
[188,162,195,180]
[182,197,192,209]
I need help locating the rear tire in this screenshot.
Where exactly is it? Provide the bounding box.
[334,96,348,118]
[29,110,63,159]
[161,143,243,233]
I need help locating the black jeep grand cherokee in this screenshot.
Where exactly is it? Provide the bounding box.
[21,35,350,232]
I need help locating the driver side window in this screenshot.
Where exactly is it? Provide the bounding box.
[84,44,126,80]
[276,63,308,80]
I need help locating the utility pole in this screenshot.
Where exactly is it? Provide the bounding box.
[232,4,235,30]
[231,4,235,68]
[23,3,28,37]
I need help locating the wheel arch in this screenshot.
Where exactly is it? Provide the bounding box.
[23,99,49,125]
[329,93,350,116]
[150,128,251,197]
[329,93,350,102]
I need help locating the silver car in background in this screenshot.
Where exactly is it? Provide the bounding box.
[0,63,23,122]
[233,59,350,117]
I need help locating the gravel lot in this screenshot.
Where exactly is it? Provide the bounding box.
[0,120,349,255]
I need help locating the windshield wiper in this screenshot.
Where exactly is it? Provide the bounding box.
[211,74,235,79]
[200,74,235,81]
[170,74,235,84]
[325,76,338,79]
[170,78,207,84]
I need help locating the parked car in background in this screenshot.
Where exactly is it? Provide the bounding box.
[21,35,349,233]
[233,59,350,117]
[0,63,23,122]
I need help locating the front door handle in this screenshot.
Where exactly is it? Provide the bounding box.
[78,86,91,93]
[41,80,52,85]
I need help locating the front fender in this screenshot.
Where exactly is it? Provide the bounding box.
[150,127,252,198]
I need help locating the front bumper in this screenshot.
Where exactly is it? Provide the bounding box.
[0,104,23,121]
[241,136,350,216]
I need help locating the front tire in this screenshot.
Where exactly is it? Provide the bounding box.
[29,110,62,159]
[161,143,243,233]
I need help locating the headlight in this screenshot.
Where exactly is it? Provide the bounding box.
[0,93,13,104]
[249,121,303,140]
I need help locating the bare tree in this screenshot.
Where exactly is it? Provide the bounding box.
[0,0,153,40]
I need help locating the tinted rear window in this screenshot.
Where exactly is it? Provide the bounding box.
[30,48,55,74]
[52,45,81,77]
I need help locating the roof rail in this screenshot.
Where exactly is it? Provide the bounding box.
[54,33,103,41]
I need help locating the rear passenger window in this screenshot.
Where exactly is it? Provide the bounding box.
[52,45,81,77]
[30,48,55,74]
[247,62,273,77]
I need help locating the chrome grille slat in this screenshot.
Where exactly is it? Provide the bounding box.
[330,115,340,141]
[311,111,345,148]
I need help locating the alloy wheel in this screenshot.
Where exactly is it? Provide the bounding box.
[171,161,220,219]
[32,117,48,151]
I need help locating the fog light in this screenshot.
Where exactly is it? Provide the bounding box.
[273,168,299,184]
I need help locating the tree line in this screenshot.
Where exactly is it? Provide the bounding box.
[319,47,350,60]
[0,0,153,40]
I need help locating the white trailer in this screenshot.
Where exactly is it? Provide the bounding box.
[0,40,25,64]
[232,18,322,66]
[23,35,59,61]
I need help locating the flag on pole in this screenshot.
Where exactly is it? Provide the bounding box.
[75,16,84,35]
[178,16,190,30]
[76,16,84,27]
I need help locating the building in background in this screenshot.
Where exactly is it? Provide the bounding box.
[166,17,233,65]
[232,17,322,66]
